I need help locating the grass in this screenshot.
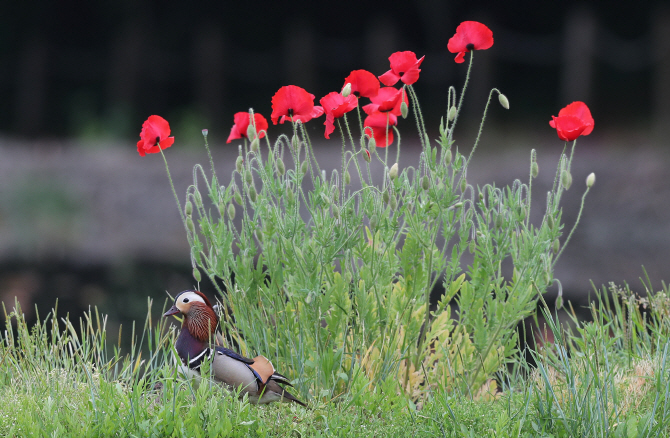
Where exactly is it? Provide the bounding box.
[0,279,668,437]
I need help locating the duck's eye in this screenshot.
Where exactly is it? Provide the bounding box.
[183,298,190,303]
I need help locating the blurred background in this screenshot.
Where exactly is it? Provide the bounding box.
[0,1,668,337]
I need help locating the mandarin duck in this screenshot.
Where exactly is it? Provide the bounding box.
[164,290,306,406]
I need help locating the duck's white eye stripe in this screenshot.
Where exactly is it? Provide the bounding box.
[179,292,206,305]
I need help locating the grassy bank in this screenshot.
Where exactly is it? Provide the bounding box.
[0,280,668,437]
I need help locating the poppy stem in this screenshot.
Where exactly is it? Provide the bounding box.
[553,185,591,267]
[448,51,474,144]
[159,148,189,237]
[407,85,428,152]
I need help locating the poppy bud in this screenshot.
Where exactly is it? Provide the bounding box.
[185,201,193,217]
[234,190,243,206]
[368,136,376,149]
[363,149,371,163]
[248,186,257,202]
[469,240,476,254]
[422,175,430,191]
[383,191,390,204]
[552,238,560,254]
[332,205,340,219]
[187,217,195,234]
[389,163,399,180]
[202,129,209,138]
[586,172,596,188]
[400,101,408,119]
[498,93,509,110]
[547,215,555,230]
[255,230,263,243]
[246,124,257,140]
[276,158,285,176]
[292,135,300,150]
[332,185,339,202]
[236,156,244,173]
[389,195,397,210]
[250,138,259,153]
[478,192,484,201]
[301,160,308,174]
[460,177,467,193]
[545,270,552,285]
[448,106,457,121]
[227,203,236,220]
[245,170,253,186]
[445,149,452,165]
[342,83,352,98]
[369,214,378,230]
[218,201,225,217]
[561,170,572,190]
[194,189,203,208]
[531,162,539,178]
[494,213,502,229]
[345,170,351,185]
[193,267,202,283]
[286,188,294,204]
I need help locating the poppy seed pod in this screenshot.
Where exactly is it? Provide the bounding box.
[342,83,352,98]
[400,101,408,119]
[498,93,509,110]
[586,172,596,188]
[276,157,285,176]
[236,156,244,173]
[448,106,457,121]
[389,163,399,180]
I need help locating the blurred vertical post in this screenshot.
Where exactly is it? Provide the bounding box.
[560,6,596,105]
[283,19,315,91]
[107,23,144,136]
[652,6,670,140]
[193,24,226,126]
[15,36,48,136]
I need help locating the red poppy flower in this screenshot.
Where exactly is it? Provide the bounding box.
[319,92,358,139]
[136,115,174,157]
[378,51,425,86]
[226,112,269,143]
[362,87,408,117]
[364,111,398,148]
[549,101,594,141]
[271,85,324,125]
[447,21,494,64]
[343,70,380,98]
